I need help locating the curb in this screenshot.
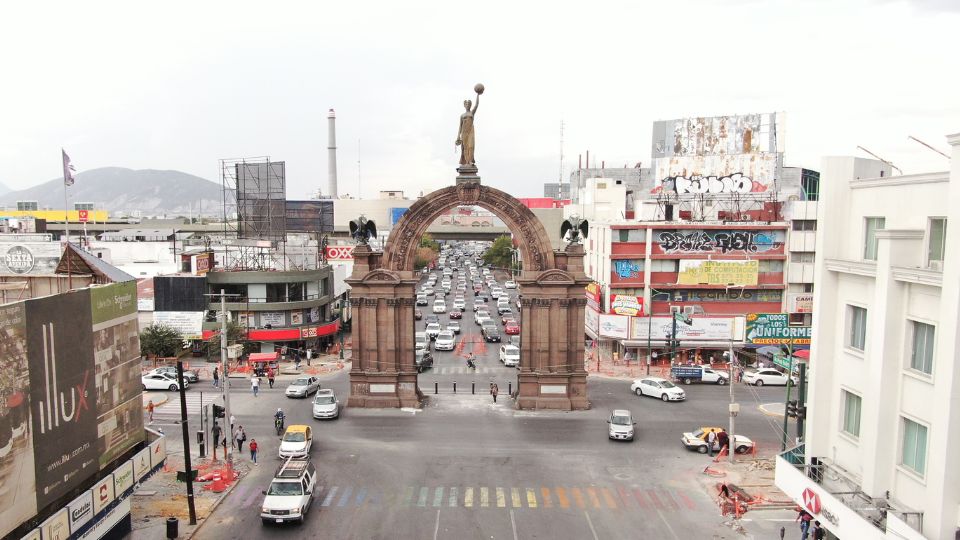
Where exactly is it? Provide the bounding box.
[758,403,785,417]
[187,465,249,539]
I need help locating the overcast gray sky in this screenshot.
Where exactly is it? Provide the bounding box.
[1,0,957,198]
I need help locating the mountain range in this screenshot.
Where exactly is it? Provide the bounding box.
[0,167,223,216]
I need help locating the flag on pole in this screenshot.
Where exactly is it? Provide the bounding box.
[62,149,76,186]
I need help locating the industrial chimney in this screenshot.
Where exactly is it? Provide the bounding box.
[327,108,339,198]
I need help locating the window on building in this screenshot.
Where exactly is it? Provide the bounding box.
[803,284,814,293]
[928,217,946,267]
[616,229,644,242]
[790,252,815,263]
[792,220,817,231]
[801,170,820,201]
[909,321,935,375]
[650,259,679,272]
[16,201,38,211]
[863,217,885,261]
[901,418,928,476]
[759,260,784,272]
[841,390,862,438]
[847,305,867,351]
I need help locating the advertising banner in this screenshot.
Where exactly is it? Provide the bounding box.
[745,313,812,345]
[609,294,644,316]
[324,245,355,261]
[260,311,286,327]
[152,311,203,339]
[91,475,115,516]
[68,489,94,534]
[0,302,37,536]
[652,154,780,195]
[787,293,814,314]
[678,259,759,286]
[598,314,630,339]
[40,507,70,540]
[630,316,744,342]
[26,290,99,510]
[112,460,134,497]
[585,283,602,311]
[291,311,303,325]
[584,306,600,335]
[0,242,63,275]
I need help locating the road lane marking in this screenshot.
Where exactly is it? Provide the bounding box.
[586,487,601,509]
[433,487,444,507]
[555,487,569,509]
[480,487,489,508]
[583,511,600,540]
[418,487,429,507]
[433,509,441,540]
[510,509,519,540]
[402,486,414,507]
[526,488,538,508]
[654,507,681,540]
[449,487,458,507]
[322,486,339,507]
[511,488,521,508]
[337,486,353,507]
[601,487,618,509]
[464,487,474,507]
[541,487,553,508]
[571,487,586,509]
[496,487,506,508]
[355,488,367,506]
[675,490,697,510]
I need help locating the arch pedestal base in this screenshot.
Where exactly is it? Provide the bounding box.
[516,372,589,410]
[347,371,422,408]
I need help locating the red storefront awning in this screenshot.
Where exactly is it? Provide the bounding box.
[202,318,340,342]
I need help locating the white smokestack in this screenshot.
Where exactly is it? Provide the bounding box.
[327,108,339,198]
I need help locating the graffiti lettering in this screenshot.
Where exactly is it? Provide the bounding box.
[613,260,643,279]
[665,172,758,195]
[658,231,781,254]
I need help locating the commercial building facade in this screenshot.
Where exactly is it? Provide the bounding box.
[775,137,960,539]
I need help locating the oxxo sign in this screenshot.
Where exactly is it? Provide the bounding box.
[324,245,354,260]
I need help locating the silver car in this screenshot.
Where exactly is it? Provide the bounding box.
[285,376,320,398]
[312,389,340,419]
[434,331,456,351]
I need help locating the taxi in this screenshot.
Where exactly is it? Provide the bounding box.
[278,425,313,459]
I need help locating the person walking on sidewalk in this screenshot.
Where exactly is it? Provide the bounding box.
[267,367,275,389]
[491,383,499,403]
[235,426,246,453]
[146,400,155,423]
[251,375,260,397]
[249,439,258,464]
[212,366,219,388]
[211,422,222,460]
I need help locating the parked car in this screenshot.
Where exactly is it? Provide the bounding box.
[312,389,340,420]
[278,425,313,458]
[149,366,199,383]
[630,377,686,402]
[607,409,636,441]
[504,320,520,335]
[434,331,456,351]
[742,368,789,386]
[142,372,187,391]
[425,322,442,340]
[285,376,320,398]
[447,321,461,334]
[260,458,317,525]
[681,427,755,454]
[449,309,463,320]
[499,344,520,367]
[671,365,729,385]
[415,349,434,372]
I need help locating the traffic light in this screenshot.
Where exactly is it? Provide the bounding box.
[212,404,225,418]
[786,400,798,418]
[796,405,807,421]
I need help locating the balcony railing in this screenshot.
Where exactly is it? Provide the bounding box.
[780,446,923,535]
[209,293,328,304]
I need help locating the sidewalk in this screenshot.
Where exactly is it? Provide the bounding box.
[585,352,674,380]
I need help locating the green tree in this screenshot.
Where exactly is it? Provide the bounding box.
[420,233,440,251]
[483,235,515,270]
[415,233,441,269]
[139,324,184,358]
[204,319,254,358]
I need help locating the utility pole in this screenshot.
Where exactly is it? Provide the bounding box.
[219,289,233,470]
[781,343,795,452]
[176,361,198,524]
[797,362,807,443]
[646,313,653,375]
[728,340,739,464]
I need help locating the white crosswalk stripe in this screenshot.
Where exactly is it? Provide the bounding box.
[426,366,518,375]
[149,392,220,424]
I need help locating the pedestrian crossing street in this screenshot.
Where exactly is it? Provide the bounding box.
[149,392,220,425]
[421,366,518,376]
[230,483,701,512]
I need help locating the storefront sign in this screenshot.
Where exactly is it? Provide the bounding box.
[609,294,643,316]
[68,490,94,534]
[260,312,286,327]
[599,314,630,339]
[584,307,600,335]
[787,293,814,314]
[324,245,355,260]
[91,476,115,516]
[678,259,759,286]
[630,316,744,341]
[585,283,602,311]
[40,508,70,540]
[673,289,782,303]
[195,252,213,275]
[745,313,812,345]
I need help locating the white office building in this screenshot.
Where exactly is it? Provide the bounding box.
[774,133,960,539]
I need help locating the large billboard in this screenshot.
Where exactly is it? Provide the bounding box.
[0,242,63,275]
[629,316,744,342]
[0,283,144,538]
[745,313,812,345]
[651,154,781,195]
[677,259,759,286]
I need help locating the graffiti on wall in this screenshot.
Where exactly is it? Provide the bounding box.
[651,153,780,194]
[613,260,643,279]
[657,230,783,254]
[661,173,762,195]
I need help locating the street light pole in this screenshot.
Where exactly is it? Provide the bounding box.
[728,339,738,463]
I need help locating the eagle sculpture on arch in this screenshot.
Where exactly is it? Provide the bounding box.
[349,216,377,245]
[560,216,589,244]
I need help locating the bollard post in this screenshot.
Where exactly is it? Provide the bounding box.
[435,382,438,395]
[508,382,512,395]
[472,382,475,395]
[453,381,457,393]
[166,517,179,539]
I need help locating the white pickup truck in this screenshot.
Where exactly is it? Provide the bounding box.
[261,458,317,525]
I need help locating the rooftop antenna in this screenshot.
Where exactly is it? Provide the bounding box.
[856,146,903,175]
[907,136,950,160]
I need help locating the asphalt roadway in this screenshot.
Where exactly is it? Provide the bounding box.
[180,271,794,539]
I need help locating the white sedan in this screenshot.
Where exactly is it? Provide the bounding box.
[435,331,456,351]
[499,345,520,367]
[630,377,686,402]
[504,280,517,289]
[142,372,187,391]
[742,368,790,386]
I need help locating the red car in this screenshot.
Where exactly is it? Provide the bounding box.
[504,321,520,335]
[449,309,463,319]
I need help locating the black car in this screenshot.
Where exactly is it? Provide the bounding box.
[481,324,501,343]
[415,349,434,373]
